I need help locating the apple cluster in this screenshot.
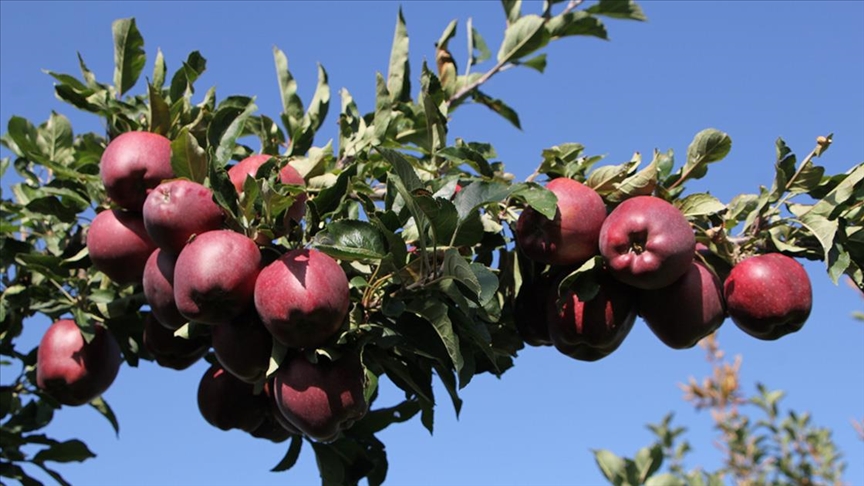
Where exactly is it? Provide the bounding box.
[35,131,368,444]
[514,177,813,360]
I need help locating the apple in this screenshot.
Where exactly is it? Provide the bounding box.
[638,260,726,349]
[264,380,302,435]
[254,249,350,349]
[174,230,262,325]
[547,275,637,361]
[142,249,187,330]
[197,363,266,433]
[36,319,122,406]
[100,131,174,211]
[87,209,158,284]
[142,314,209,370]
[211,309,273,383]
[272,352,367,442]
[599,196,695,289]
[513,272,555,347]
[515,178,607,266]
[228,154,307,222]
[142,179,224,255]
[724,253,812,340]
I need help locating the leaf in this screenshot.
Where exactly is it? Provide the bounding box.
[170,128,208,183]
[511,182,558,220]
[408,300,463,374]
[586,157,639,194]
[675,193,726,218]
[520,53,548,73]
[586,0,648,21]
[436,19,458,49]
[305,63,330,134]
[387,8,411,103]
[468,24,491,66]
[32,439,96,464]
[351,400,421,436]
[89,397,120,437]
[112,18,145,96]
[273,47,304,138]
[442,249,481,297]
[546,11,608,40]
[36,112,74,164]
[209,97,258,167]
[635,445,664,482]
[311,442,346,485]
[312,220,388,261]
[502,0,522,25]
[497,14,549,64]
[683,128,732,179]
[593,449,626,484]
[152,48,166,91]
[270,435,303,472]
[472,90,521,129]
[148,83,171,136]
[645,474,686,486]
[379,148,423,192]
[168,51,206,102]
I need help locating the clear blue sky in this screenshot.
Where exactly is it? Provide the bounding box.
[2,1,863,485]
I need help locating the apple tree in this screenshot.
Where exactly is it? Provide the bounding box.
[2,1,863,484]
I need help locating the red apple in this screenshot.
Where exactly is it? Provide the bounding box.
[513,272,555,347]
[142,249,187,330]
[36,319,122,406]
[638,260,726,349]
[272,352,367,442]
[174,230,262,325]
[100,131,174,211]
[87,209,157,284]
[515,178,607,266]
[197,363,266,433]
[142,314,209,370]
[254,249,350,349]
[228,154,307,222]
[724,253,812,340]
[547,275,637,361]
[142,179,224,255]
[599,196,695,289]
[211,310,273,383]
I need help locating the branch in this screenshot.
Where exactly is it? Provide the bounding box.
[446,61,514,108]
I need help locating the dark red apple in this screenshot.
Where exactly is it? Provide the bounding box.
[547,275,637,361]
[197,363,266,433]
[515,178,607,266]
[599,196,695,289]
[36,319,122,406]
[142,314,209,370]
[174,230,262,325]
[638,260,726,349]
[254,249,350,349]
[513,272,555,347]
[142,179,224,255]
[142,249,187,330]
[212,310,272,383]
[87,209,158,284]
[249,381,301,442]
[724,253,812,340]
[100,131,174,211]
[228,154,307,222]
[272,352,367,442]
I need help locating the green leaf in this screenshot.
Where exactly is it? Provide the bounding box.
[408,300,463,374]
[436,19,458,49]
[209,97,258,167]
[311,442,346,486]
[312,220,388,261]
[546,11,608,40]
[442,249,481,297]
[112,18,146,96]
[379,148,423,192]
[306,63,330,134]
[270,435,303,472]
[645,474,686,486]
[593,449,626,484]
[497,14,549,64]
[152,48,166,91]
[36,112,74,164]
[32,439,96,464]
[387,8,411,103]
[472,90,521,129]
[89,397,120,437]
[468,25,491,66]
[635,445,664,482]
[351,400,421,436]
[586,0,648,21]
[502,0,522,25]
[586,157,640,194]
[520,53,548,73]
[683,128,732,179]
[168,51,206,102]
[148,83,171,136]
[511,182,558,220]
[273,47,304,138]
[675,193,726,218]
[170,128,208,183]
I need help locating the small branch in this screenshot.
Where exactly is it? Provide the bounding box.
[446,60,513,108]
[561,0,585,16]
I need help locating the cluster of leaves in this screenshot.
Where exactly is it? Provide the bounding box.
[592,334,849,486]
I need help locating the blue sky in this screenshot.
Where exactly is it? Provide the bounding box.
[1,1,863,485]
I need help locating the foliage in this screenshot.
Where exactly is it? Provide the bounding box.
[593,334,849,486]
[0,1,862,485]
